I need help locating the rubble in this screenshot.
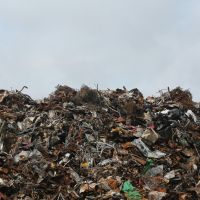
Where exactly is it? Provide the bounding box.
[0,86,199,199]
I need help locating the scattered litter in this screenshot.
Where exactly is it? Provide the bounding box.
[133,138,166,158]
[122,180,141,200]
[0,85,199,199]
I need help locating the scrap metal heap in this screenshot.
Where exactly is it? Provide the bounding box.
[0,85,200,199]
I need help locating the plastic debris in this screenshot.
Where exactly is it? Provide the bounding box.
[186,109,197,122]
[164,170,176,180]
[122,180,141,200]
[141,128,159,144]
[0,85,199,199]
[146,165,164,177]
[133,138,166,158]
[142,159,153,175]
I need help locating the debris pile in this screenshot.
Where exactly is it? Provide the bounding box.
[0,85,200,199]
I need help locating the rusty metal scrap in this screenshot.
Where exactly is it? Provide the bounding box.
[0,86,199,199]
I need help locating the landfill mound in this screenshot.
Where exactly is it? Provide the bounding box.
[0,85,200,200]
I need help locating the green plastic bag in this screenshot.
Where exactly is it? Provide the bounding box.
[122,181,141,200]
[142,159,153,175]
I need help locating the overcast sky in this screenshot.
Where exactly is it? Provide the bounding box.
[0,1,200,100]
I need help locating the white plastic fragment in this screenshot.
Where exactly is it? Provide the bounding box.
[14,151,30,163]
[164,170,176,180]
[186,110,197,122]
[132,138,166,158]
[160,109,170,115]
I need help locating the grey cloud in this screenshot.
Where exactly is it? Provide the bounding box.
[0,0,200,100]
